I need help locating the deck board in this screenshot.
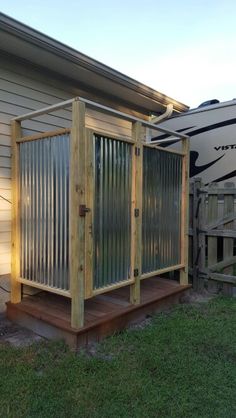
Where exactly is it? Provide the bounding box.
[6,277,191,348]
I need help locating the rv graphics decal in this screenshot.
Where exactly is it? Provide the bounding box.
[190,151,225,177]
[183,118,236,138]
[153,126,195,141]
[207,169,236,184]
[214,144,236,151]
[153,118,236,144]
[154,117,236,182]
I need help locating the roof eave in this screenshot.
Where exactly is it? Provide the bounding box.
[0,12,189,113]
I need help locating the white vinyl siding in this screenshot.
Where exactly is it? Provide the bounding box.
[0,58,133,275]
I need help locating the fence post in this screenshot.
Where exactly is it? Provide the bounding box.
[197,179,207,291]
[223,182,234,296]
[208,183,219,293]
[70,99,86,329]
[130,122,142,304]
[192,178,207,291]
[188,181,193,277]
[193,178,201,290]
[11,120,22,303]
[180,137,190,285]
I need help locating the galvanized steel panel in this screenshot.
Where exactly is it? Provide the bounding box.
[93,135,132,289]
[19,134,70,290]
[142,147,182,274]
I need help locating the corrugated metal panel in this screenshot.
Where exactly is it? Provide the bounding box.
[19,134,70,290]
[142,147,182,274]
[93,135,132,289]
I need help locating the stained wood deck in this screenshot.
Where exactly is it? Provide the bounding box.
[7,277,191,349]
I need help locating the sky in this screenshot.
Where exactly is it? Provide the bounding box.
[1,0,236,108]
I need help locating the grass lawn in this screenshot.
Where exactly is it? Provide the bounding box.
[1,296,236,418]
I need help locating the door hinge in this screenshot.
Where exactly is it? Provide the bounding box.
[79,205,90,217]
[135,147,140,156]
[134,208,139,217]
[134,268,139,277]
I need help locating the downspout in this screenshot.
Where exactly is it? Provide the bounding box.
[150,103,174,124]
[146,103,174,141]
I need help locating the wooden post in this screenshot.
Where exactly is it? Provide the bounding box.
[180,137,190,285]
[11,120,22,303]
[188,181,193,277]
[208,183,218,292]
[197,179,207,291]
[70,100,86,329]
[223,182,234,296]
[192,178,202,290]
[192,178,206,291]
[130,122,142,304]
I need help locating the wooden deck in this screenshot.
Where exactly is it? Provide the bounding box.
[6,277,191,349]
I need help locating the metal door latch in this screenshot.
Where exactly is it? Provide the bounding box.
[79,205,90,217]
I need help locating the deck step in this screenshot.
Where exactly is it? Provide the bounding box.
[6,278,191,349]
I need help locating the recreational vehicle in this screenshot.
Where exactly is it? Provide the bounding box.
[153,99,236,185]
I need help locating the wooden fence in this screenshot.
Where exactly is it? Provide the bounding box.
[189,178,236,295]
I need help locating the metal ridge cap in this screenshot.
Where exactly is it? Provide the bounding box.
[0,12,189,112]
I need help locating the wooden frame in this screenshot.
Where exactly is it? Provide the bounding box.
[83,126,189,298]
[140,139,189,285]
[143,142,185,157]
[16,128,71,143]
[86,128,135,145]
[130,122,142,304]
[70,100,86,328]
[18,277,71,298]
[141,264,185,280]
[84,128,138,299]
[11,120,22,303]
[11,97,190,330]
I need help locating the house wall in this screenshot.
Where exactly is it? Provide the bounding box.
[0,55,138,275]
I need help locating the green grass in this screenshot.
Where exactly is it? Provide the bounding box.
[1,297,236,418]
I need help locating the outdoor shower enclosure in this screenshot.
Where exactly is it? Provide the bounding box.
[11,97,189,328]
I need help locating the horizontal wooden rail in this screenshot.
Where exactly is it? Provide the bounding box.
[18,278,71,298]
[189,188,236,196]
[78,97,189,139]
[16,128,71,143]
[143,143,185,156]
[87,128,135,144]
[92,279,135,297]
[14,98,76,121]
[189,228,236,238]
[206,229,236,238]
[207,212,236,230]
[208,256,236,272]
[200,188,236,195]
[141,264,185,280]
[13,96,189,141]
[207,272,236,285]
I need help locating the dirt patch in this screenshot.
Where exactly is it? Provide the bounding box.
[129,315,153,330]
[0,275,45,347]
[0,275,10,314]
[0,314,44,347]
[180,289,216,304]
